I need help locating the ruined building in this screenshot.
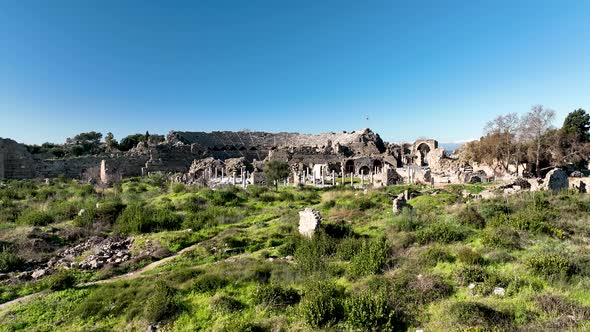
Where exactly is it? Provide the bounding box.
[1,129,458,185]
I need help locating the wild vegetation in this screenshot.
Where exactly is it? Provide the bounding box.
[1,176,590,331]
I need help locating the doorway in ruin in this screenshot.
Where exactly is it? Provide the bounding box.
[417,143,431,166]
[373,160,383,172]
[359,166,371,175]
[344,160,355,174]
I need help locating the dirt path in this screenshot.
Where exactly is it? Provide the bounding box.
[0,243,201,312]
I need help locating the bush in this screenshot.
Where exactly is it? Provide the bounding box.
[47,269,77,291]
[299,281,343,328]
[527,253,576,279]
[456,266,489,286]
[420,245,455,266]
[349,238,390,277]
[115,204,181,234]
[481,227,520,249]
[254,284,300,308]
[74,199,125,228]
[479,201,511,220]
[210,294,243,314]
[344,289,402,331]
[456,246,485,265]
[144,281,179,323]
[415,221,466,244]
[447,301,513,330]
[457,206,485,229]
[192,274,228,293]
[391,209,424,232]
[16,210,54,226]
[295,232,336,274]
[0,247,23,273]
[337,237,363,261]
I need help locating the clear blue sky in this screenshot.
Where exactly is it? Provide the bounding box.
[1,1,589,145]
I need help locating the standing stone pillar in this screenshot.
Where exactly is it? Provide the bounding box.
[100,160,109,184]
[332,170,336,186]
[370,171,374,184]
[350,173,354,186]
[221,168,225,181]
[361,174,364,186]
[312,171,316,186]
[232,172,236,185]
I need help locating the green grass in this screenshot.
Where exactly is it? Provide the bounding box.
[1,177,590,331]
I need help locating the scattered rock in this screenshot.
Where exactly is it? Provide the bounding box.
[31,269,47,279]
[493,287,506,296]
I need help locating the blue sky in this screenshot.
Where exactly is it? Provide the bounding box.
[1,1,589,144]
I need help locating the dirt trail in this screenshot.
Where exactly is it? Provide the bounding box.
[0,243,201,312]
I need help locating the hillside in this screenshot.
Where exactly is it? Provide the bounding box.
[1,177,590,331]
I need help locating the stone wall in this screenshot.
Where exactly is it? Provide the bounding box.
[0,138,36,179]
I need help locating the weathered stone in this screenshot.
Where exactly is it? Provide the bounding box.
[32,269,47,279]
[298,208,322,238]
[392,193,410,213]
[493,287,506,296]
[542,168,569,192]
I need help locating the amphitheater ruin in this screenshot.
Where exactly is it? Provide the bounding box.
[0,128,523,187]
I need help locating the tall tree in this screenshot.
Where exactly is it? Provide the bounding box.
[562,108,590,142]
[104,132,118,152]
[264,160,290,191]
[484,113,519,172]
[520,105,555,176]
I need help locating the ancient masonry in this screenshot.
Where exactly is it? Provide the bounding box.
[1,129,471,185]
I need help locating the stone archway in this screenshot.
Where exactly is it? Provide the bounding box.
[358,166,371,175]
[373,159,383,172]
[417,143,431,166]
[344,160,355,174]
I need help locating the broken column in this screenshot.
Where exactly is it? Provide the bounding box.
[100,160,109,184]
[298,208,322,238]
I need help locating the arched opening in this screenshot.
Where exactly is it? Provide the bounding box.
[373,160,383,172]
[344,160,355,174]
[359,166,370,175]
[417,143,431,166]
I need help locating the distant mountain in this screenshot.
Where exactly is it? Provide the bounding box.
[439,142,469,153]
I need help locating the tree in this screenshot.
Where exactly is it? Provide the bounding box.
[562,108,590,142]
[483,113,519,172]
[65,131,103,156]
[520,105,555,176]
[264,160,290,191]
[119,134,145,151]
[104,132,118,152]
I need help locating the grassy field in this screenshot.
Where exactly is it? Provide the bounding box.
[1,176,590,331]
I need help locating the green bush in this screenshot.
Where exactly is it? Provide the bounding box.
[344,289,402,331]
[144,281,179,323]
[391,209,424,232]
[115,204,181,234]
[192,274,228,293]
[415,221,466,244]
[254,284,300,308]
[204,188,244,206]
[0,247,23,273]
[74,199,125,228]
[456,246,485,265]
[349,238,390,277]
[295,232,336,274]
[457,206,486,229]
[481,227,520,249]
[456,266,489,286]
[337,237,363,261]
[210,294,243,314]
[526,253,576,279]
[299,281,343,328]
[420,245,455,266]
[478,201,511,220]
[16,210,54,226]
[446,301,513,330]
[47,269,77,291]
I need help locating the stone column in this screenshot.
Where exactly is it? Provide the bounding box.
[221,168,225,181]
[232,172,236,185]
[361,174,364,186]
[100,160,109,184]
[350,173,353,186]
[332,170,335,186]
[370,171,374,184]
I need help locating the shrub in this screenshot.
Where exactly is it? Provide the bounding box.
[182,196,206,213]
[144,281,179,323]
[391,209,424,232]
[16,210,54,226]
[526,253,576,279]
[349,238,390,277]
[337,237,363,261]
[192,274,228,293]
[0,248,23,273]
[323,221,353,239]
[47,269,77,291]
[456,246,485,265]
[481,227,520,249]
[456,266,489,286]
[299,281,343,328]
[478,201,511,220]
[415,221,466,244]
[457,206,485,229]
[254,284,300,308]
[210,294,243,314]
[344,289,402,331]
[447,301,513,330]
[295,232,336,274]
[115,204,181,234]
[420,245,455,266]
[170,183,186,193]
[205,188,244,206]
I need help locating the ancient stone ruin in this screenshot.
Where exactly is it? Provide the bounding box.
[298,208,322,238]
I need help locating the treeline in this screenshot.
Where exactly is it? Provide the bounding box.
[463,106,590,176]
[26,131,165,158]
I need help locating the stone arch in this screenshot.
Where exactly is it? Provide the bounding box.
[373,159,383,172]
[344,160,355,174]
[358,166,371,175]
[417,143,431,166]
